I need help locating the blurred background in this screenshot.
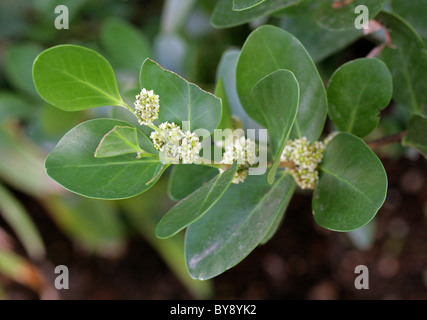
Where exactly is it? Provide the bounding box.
[0,0,425,299]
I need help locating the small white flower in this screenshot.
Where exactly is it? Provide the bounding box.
[134,88,160,126]
[180,131,202,164]
[218,166,248,185]
[150,121,201,163]
[222,136,257,166]
[150,122,182,158]
[219,136,257,184]
[280,137,325,190]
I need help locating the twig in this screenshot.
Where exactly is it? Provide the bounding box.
[366,131,407,149]
[332,0,355,8]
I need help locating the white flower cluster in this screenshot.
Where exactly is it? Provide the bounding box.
[280,137,325,190]
[134,88,160,126]
[150,122,201,164]
[219,136,257,184]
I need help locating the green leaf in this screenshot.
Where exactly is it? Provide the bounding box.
[94,125,144,158]
[33,44,125,111]
[252,70,299,184]
[315,0,386,31]
[215,78,233,132]
[391,0,427,42]
[216,49,262,131]
[236,25,327,141]
[168,165,219,201]
[260,175,296,244]
[100,18,152,72]
[45,119,166,200]
[4,43,43,97]
[185,172,295,280]
[327,58,393,137]
[402,114,427,156]
[0,183,45,260]
[233,0,265,11]
[156,162,239,239]
[139,58,222,133]
[313,133,388,232]
[279,3,363,63]
[211,0,301,29]
[377,11,427,116]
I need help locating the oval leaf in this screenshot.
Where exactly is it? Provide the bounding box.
[279,4,363,63]
[156,162,238,239]
[233,0,265,11]
[211,0,301,29]
[313,133,388,232]
[237,25,327,141]
[185,172,296,280]
[95,125,144,158]
[391,0,427,42]
[139,59,222,133]
[327,58,393,137]
[315,0,386,31]
[168,165,219,201]
[251,69,299,184]
[33,44,125,111]
[377,11,427,116]
[45,119,166,200]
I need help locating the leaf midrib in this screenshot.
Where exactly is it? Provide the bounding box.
[192,173,291,276]
[320,166,373,204]
[47,63,123,106]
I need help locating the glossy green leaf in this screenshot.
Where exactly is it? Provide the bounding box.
[402,114,427,156]
[391,0,427,42]
[377,12,427,116]
[45,119,166,200]
[279,2,363,62]
[100,18,152,72]
[33,44,125,111]
[260,174,296,244]
[233,0,265,11]
[216,49,261,131]
[0,183,45,260]
[252,70,299,184]
[156,162,238,239]
[185,172,295,280]
[313,133,388,232]
[215,78,233,132]
[327,58,393,137]
[4,43,43,97]
[95,125,144,158]
[315,0,386,30]
[211,0,301,29]
[168,165,219,201]
[139,58,222,133]
[237,25,327,141]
